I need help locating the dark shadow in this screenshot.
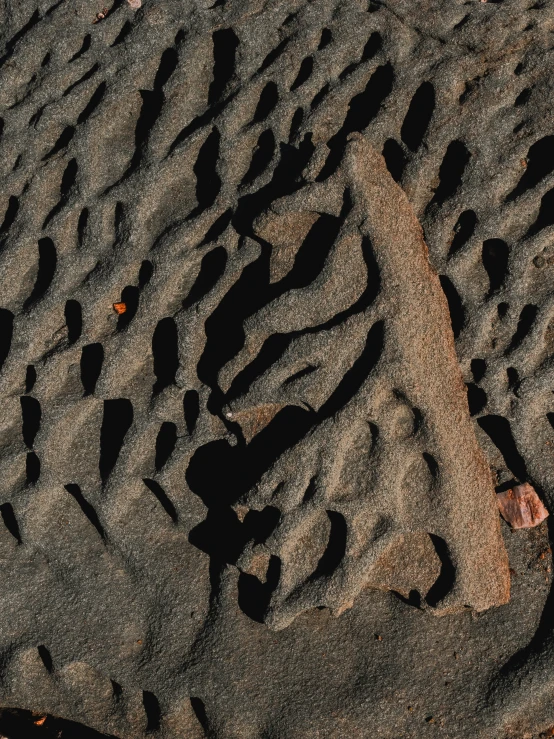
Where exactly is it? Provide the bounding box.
[190,127,221,216]
[142,691,161,733]
[24,238,57,309]
[77,81,106,124]
[80,343,103,396]
[477,414,528,481]
[138,260,153,288]
[505,304,538,353]
[26,452,40,484]
[382,138,406,182]
[70,33,91,61]
[290,56,313,90]
[1,195,19,233]
[0,503,21,544]
[155,422,177,471]
[508,136,554,200]
[310,511,347,579]
[439,275,465,338]
[25,365,36,393]
[482,239,509,296]
[449,210,477,257]
[0,309,13,372]
[143,479,178,523]
[527,187,554,236]
[152,317,178,394]
[466,383,487,415]
[401,81,435,151]
[42,125,75,160]
[430,140,470,206]
[0,707,118,738]
[182,247,227,309]
[240,129,275,187]
[316,63,394,180]
[20,396,41,448]
[252,82,278,123]
[183,390,200,434]
[99,399,133,482]
[65,300,82,343]
[116,286,139,331]
[209,28,238,104]
[65,484,105,539]
[238,555,281,622]
[426,535,456,607]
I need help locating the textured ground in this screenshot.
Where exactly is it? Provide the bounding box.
[1,0,554,736]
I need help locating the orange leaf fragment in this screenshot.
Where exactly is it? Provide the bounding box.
[497,483,549,529]
[34,716,47,726]
[113,302,127,315]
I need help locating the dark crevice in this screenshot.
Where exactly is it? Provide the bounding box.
[258,38,289,74]
[43,158,78,227]
[507,136,554,200]
[0,707,118,738]
[449,209,477,257]
[25,365,36,393]
[0,10,40,68]
[238,555,280,622]
[527,187,554,235]
[37,645,53,672]
[138,260,153,288]
[77,81,106,124]
[310,83,329,110]
[289,106,303,141]
[507,366,520,393]
[0,503,21,544]
[154,47,179,90]
[430,140,470,206]
[62,64,99,97]
[482,239,509,296]
[318,28,332,49]
[190,698,210,734]
[252,82,278,123]
[190,127,221,217]
[310,511,347,579]
[0,310,14,373]
[65,484,105,539]
[426,535,456,607]
[199,209,233,246]
[470,358,486,382]
[316,63,394,181]
[42,125,75,160]
[183,247,227,309]
[514,87,532,107]
[112,21,132,46]
[99,399,133,482]
[142,691,161,733]
[439,275,465,338]
[240,129,275,187]
[77,208,88,247]
[506,304,538,353]
[155,422,177,471]
[26,453,40,484]
[209,28,239,104]
[116,286,139,331]
[24,238,57,308]
[290,56,313,91]
[184,390,200,434]
[143,479,178,523]
[401,81,435,151]
[80,343,103,395]
[65,300,82,344]
[382,138,406,182]
[70,34,91,61]
[152,317,179,394]
[466,383,487,415]
[478,414,528,481]
[1,195,19,233]
[20,396,41,448]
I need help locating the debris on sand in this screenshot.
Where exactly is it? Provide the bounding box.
[497,483,549,529]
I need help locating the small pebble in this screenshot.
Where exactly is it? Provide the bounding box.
[127,0,141,8]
